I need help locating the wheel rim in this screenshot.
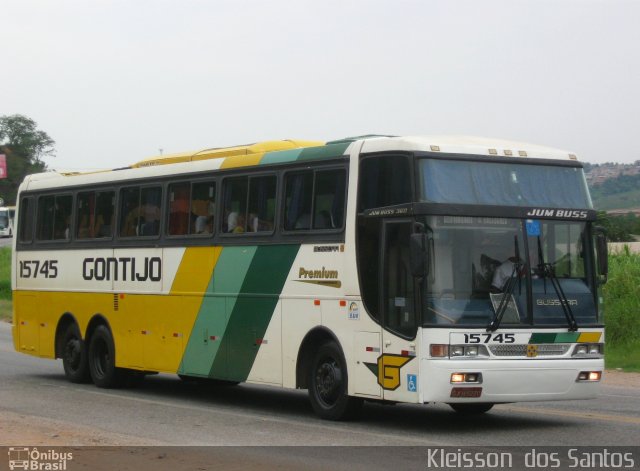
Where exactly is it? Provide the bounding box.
[314,356,343,407]
[64,337,82,372]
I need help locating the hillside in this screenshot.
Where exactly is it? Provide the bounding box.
[586,164,640,212]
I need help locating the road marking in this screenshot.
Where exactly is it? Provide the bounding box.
[502,405,640,425]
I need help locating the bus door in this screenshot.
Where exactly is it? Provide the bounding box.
[380,219,420,402]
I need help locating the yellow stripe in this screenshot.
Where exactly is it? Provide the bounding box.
[170,246,222,294]
[578,332,602,343]
[220,152,265,169]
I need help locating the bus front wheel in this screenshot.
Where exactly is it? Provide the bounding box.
[449,403,494,414]
[308,341,363,421]
[61,323,90,383]
[88,325,124,388]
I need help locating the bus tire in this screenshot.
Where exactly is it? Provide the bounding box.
[308,341,362,421]
[88,325,124,388]
[61,323,90,383]
[449,403,494,414]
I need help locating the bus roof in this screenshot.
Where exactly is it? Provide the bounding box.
[359,135,578,161]
[20,135,579,192]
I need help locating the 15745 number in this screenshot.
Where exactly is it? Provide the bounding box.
[19,260,59,279]
[464,333,515,344]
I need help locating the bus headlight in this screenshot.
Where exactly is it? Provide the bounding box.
[449,345,488,358]
[451,346,465,357]
[573,344,603,357]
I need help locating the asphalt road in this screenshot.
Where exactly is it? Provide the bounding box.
[1,321,639,468]
[0,237,12,248]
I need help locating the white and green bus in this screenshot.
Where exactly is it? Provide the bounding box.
[0,206,15,237]
[12,135,607,420]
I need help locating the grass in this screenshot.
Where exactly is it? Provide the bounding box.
[603,248,640,371]
[0,246,10,302]
[605,343,640,372]
[0,247,11,322]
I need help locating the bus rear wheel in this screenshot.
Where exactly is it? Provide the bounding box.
[449,403,494,414]
[61,323,90,383]
[88,325,124,388]
[308,341,362,421]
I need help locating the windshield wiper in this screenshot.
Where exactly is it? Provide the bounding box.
[487,261,521,332]
[537,236,579,332]
[487,235,522,332]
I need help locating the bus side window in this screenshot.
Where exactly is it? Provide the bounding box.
[247,176,276,233]
[283,168,346,232]
[77,191,115,239]
[191,181,216,235]
[18,197,34,243]
[168,182,190,236]
[284,172,312,231]
[223,177,248,233]
[313,169,345,230]
[358,155,412,211]
[119,186,161,238]
[36,194,72,241]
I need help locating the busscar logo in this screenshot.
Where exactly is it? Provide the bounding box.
[7,447,73,470]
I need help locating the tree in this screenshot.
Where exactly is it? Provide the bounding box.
[0,114,55,205]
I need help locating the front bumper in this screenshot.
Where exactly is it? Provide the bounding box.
[422,358,603,403]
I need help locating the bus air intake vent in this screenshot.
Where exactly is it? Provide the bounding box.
[113,294,119,311]
[489,344,570,357]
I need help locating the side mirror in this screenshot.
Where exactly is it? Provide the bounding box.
[410,233,429,278]
[594,229,608,284]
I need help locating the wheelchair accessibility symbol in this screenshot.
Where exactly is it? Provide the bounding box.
[407,374,417,392]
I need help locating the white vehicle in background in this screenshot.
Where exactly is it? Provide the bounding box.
[0,206,15,237]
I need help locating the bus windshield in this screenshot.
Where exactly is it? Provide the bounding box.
[422,215,599,327]
[0,210,8,229]
[419,159,592,209]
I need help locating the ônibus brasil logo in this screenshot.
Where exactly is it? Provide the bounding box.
[7,447,73,471]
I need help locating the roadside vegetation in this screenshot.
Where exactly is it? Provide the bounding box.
[0,247,11,322]
[0,246,638,370]
[603,246,640,371]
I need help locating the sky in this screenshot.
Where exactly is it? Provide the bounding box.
[1,0,639,171]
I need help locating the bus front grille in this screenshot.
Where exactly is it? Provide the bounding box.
[489,344,571,357]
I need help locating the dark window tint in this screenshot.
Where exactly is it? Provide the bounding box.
[168,181,216,236]
[18,197,34,243]
[77,191,114,239]
[383,222,417,338]
[223,176,276,234]
[36,194,72,241]
[247,176,276,233]
[222,177,248,233]
[359,155,412,211]
[119,186,161,237]
[284,169,346,231]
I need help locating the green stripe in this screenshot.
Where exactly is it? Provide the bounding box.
[555,332,580,343]
[259,149,303,165]
[529,333,558,344]
[297,142,350,161]
[179,246,258,377]
[529,332,581,344]
[208,244,300,381]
